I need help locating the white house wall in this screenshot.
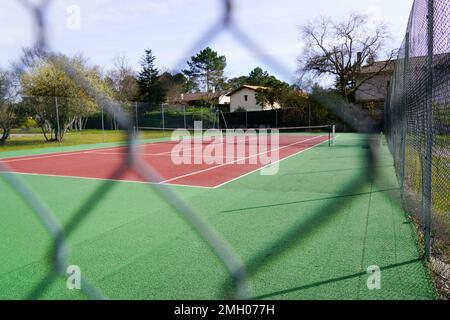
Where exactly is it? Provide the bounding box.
[230,88,280,112]
[355,74,390,102]
[219,95,231,105]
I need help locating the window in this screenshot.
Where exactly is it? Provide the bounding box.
[244,95,248,102]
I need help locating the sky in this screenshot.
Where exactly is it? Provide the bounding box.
[0,0,414,84]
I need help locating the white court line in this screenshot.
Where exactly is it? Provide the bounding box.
[150,136,242,155]
[160,135,326,184]
[0,150,95,163]
[153,144,204,156]
[0,137,192,163]
[0,135,332,188]
[0,171,212,189]
[87,151,246,161]
[0,135,335,189]
[0,140,190,163]
[0,144,133,163]
[211,136,333,189]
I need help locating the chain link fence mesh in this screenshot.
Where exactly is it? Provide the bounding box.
[1,0,447,299]
[385,0,449,271]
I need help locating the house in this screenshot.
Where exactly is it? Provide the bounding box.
[229,85,281,112]
[174,90,231,107]
[354,60,395,109]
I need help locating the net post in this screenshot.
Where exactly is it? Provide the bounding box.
[332,125,335,146]
[328,125,331,147]
[328,125,335,147]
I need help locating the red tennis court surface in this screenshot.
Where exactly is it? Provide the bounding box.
[0,135,329,188]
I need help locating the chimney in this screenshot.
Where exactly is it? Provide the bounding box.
[356,52,362,72]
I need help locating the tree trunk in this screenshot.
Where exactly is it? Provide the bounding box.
[82,117,88,130]
[0,127,10,144]
[40,125,50,142]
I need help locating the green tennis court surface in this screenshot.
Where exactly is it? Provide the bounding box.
[0,133,436,299]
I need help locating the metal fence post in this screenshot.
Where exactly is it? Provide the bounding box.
[275,109,278,128]
[216,108,220,129]
[162,104,166,134]
[308,103,311,128]
[101,104,105,143]
[391,77,397,158]
[183,105,187,129]
[135,101,139,129]
[385,80,391,137]
[55,96,61,143]
[423,0,434,260]
[200,107,203,128]
[400,32,410,189]
[244,110,247,129]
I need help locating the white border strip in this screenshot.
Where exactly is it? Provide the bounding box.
[0,171,212,190]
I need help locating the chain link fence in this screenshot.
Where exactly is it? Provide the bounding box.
[385,0,449,280]
[1,0,447,299]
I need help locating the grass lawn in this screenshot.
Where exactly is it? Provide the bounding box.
[1,130,168,153]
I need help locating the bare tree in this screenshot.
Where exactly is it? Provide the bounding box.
[105,55,139,129]
[107,55,139,103]
[0,69,19,143]
[298,13,396,100]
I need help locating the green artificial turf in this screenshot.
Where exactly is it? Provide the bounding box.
[0,133,437,299]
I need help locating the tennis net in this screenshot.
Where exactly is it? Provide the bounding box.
[134,124,336,147]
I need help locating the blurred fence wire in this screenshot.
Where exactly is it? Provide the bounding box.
[385,0,449,262]
[1,0,447,299]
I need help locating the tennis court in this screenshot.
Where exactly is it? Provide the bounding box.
[0,132,437,299]
[0,129,330,188]
[1,0,447,304]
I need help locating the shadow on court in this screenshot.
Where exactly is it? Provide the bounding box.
[252,258,424,300]
[220,187,400,214]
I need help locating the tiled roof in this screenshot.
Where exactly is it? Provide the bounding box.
[180,90,231,102]
[229,85,270,95]
[241,85,269,90]
[358,60,395,74]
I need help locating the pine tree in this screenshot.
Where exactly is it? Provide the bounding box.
[137,49,165,107]
[183,47,227,93]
